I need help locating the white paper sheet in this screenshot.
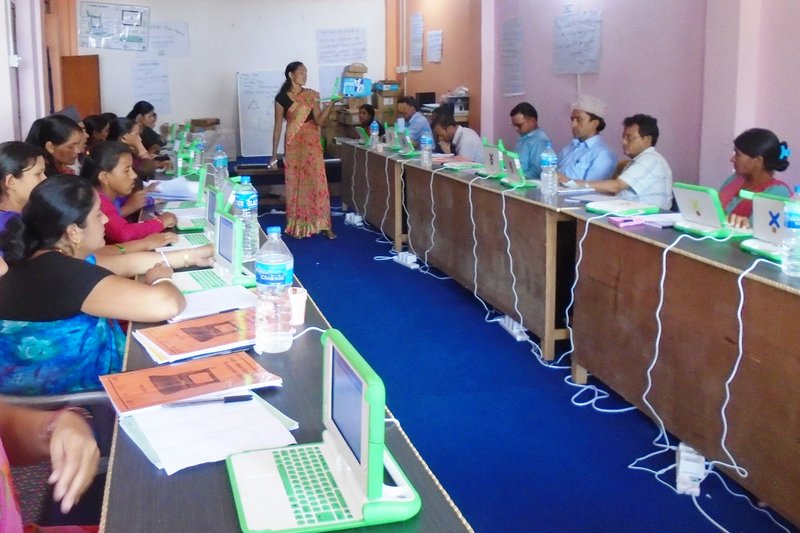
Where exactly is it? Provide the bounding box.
[168,285,257,323]
[127,397,297,475]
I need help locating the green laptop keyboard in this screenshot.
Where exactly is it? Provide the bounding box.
[274,447,353,527]
[190,269,225,289]
[184,233,209,245]
[182,218,205,229]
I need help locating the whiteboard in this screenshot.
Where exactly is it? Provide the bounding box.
[237,71,285,157]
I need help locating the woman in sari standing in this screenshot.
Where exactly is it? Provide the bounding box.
[269,61,337,239]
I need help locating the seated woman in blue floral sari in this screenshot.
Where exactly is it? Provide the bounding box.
[0,175,214,395]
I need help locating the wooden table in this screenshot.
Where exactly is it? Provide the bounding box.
[403,164,578,360]
[99,294,472,532]
[336,141,405,252]
[568,213,800,527]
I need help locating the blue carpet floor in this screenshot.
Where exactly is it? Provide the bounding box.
[260,204,795,533]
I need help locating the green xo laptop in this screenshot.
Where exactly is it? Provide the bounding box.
[226,329,421,532]
[672,182,752,238]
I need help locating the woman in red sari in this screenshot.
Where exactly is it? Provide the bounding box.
[269,61,336,239]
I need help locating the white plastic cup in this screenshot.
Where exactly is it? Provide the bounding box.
[289,287,308,326]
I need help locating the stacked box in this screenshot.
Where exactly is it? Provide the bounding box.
[373,80,402,125]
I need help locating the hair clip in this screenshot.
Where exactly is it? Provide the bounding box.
[780,144,791,160]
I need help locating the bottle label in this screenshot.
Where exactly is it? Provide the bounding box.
[255,262,293,286]
[787,211,800,229]
[234,192,258,210]
[214,156,228,168]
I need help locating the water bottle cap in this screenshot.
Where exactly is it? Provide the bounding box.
[239,175,251,184]
[266,226,282,234]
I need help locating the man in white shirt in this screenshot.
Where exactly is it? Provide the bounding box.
[559,114,673,209]
[430,111,484,163]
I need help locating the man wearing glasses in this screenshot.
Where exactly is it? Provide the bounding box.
[559,114,673,210]
[509,102,551,179]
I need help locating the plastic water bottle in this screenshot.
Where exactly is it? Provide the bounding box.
[254,227,294,354]
[420,133,433,169]
[233,176,260,261]
[539,141,559,197]
[370,120,380,148]
[781,185,800,277]
[192,129,206,171]
[212,144,229,189]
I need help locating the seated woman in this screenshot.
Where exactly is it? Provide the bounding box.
[81,141,177,246]
[358,104,385,137]
[722,128,792,228]
[127,100,165,148]
[0,175,213,395]
[83,114,111,151]
[0,398,100,528]
[24,115,84,177]
[0,141,47,233]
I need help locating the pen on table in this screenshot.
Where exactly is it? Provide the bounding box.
[163,394,254,407]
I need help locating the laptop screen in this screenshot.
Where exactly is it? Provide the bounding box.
[205,188,217,228]
[331,346,364,462]
[752,195,787,244]
[483,146,501,174]
[217,214,235,267]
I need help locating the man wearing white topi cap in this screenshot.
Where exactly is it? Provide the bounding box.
[557,94,617,181]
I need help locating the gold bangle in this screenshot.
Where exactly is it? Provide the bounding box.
[183,252,190,268]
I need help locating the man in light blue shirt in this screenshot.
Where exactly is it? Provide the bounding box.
[510,102,551,179]
[431,112,484,163]
[557,94,617,182]
[397,96,433,148]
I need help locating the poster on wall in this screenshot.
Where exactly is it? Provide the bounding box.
[147,20,190,58]
[500,19,524,96]
[131,59,171,113]
[427,30,442,63]
[553,10,602,75]
[409,13,423,71]
[78,2,150,52]
[316,28,367,65]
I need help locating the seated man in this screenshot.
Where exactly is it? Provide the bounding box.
[396,96,433,148]
[510,102,551,179]
[557,95,617,181]
[430,111,484,163]
[559,114,673,209]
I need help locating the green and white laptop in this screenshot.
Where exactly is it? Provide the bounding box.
[397,129,419,158]
[500,150,537,188]
[171,210,256,293]
[740,192,787,261]
[673,183,752,238]
[585,198,659,216]
[476,139,507,179]
[355,126,370,146]
[175,167,210,231]
[226,329,421,533]
[164,167,208,212]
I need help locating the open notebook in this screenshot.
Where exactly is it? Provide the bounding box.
[226,329,421,532]
[740,192,788,261]
[673,182,752,238]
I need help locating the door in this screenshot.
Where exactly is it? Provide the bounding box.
[60,54,100,117]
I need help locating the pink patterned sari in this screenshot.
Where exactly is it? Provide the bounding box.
[283,90,331,238]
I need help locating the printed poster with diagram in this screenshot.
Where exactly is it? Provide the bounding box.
[79,2,150,51]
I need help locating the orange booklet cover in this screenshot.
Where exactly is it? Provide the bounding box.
[100,352,281,415]
[133,308,255,363]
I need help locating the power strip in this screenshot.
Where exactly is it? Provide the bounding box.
[344,213,364,227]
[392,251,419,270]
[675,443,705,496]
[499,315,529,341]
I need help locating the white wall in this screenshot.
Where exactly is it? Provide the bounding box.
[0,0,15,140]
[75,0,386,155]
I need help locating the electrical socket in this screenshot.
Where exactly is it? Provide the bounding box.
[499,315,529,342]
[392,252,419,269]
[675,443,705,497]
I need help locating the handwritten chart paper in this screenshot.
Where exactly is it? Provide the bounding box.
[236,71,285,157]
[79,2,150,51]
[147,20,190,57]
[427,30,443,63]
[553,10,602,75]
[410,13,424,71]
[500,19,524,96]
[316,28,367,64]
[131,59,170,113]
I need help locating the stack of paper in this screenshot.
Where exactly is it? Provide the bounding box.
[144,176,198,201]
[133,308,255,364]
[167,285,257,323]
[101,353,297,474]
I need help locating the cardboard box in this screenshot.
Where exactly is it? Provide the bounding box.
[337,108,360,125]
[346,63,368,74]
[345,96,369,111]
[190,117,220,128]
[375,80,400,91]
